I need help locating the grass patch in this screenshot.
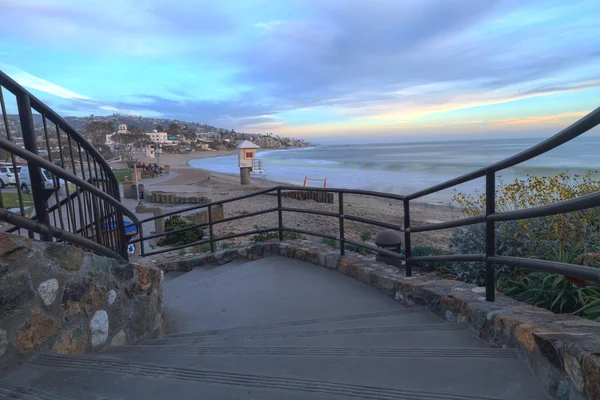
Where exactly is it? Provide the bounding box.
[1,192,33,209]
[112,169,131,183]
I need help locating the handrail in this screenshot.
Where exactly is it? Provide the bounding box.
[0,69,131,259]
[136,106,600,305]
[406,106,600,201]
[2,68,600,303]
[0,70,120,186]
[0,138,139,224]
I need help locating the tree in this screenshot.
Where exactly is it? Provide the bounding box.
[128,125,142,134]
[168,123,180,135]
[83,121,113,141]
[156,124,164,132]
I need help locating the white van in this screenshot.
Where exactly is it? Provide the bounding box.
[17,166,56,194]
[0,166,16,188]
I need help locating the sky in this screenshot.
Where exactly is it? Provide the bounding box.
[1,0,599,141]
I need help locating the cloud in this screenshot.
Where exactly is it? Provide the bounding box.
[2,0,599,136]
[0,63,91,101]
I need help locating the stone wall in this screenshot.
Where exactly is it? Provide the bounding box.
[0,233,164,371]
[151,239,600,400]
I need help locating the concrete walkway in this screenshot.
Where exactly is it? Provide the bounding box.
[0,256,549,399]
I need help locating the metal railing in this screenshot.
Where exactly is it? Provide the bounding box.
[2,67,600,301]
[0,70,139,260]
[135,106,600,302]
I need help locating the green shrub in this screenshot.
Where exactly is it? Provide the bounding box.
[322,238,339,249]
[249,226,304,243]
[157,215,204,247]
[344,243,373,255]
[360,231,373,243]
[179,248,187,256]
[410,246,446,272]
[503,273,600,320]
[221,241,232,249]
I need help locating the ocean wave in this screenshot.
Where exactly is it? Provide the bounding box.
[285,158,340,165]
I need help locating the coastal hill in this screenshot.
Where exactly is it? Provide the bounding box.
[2,113,311,150]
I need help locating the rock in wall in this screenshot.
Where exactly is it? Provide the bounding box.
[0,233,164,371]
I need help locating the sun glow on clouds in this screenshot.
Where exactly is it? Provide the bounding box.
[1,0,599,138]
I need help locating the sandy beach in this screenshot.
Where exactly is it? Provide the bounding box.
[131,150,237,169]
[137,164,459,252]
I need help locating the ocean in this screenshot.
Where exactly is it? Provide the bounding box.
[189,136,600,204]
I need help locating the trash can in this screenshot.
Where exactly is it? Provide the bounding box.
[106,220,139,256]
[375,229,403,268]
[132,184,144,200]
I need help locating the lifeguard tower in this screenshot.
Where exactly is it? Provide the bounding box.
[237,140,260,185]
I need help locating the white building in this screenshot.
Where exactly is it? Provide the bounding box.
[147,131,169,144]
[105,133,117,147]
[117,124,127,134]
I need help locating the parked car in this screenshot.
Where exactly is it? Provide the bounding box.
[17,166,56,194]
[0,166,16,189]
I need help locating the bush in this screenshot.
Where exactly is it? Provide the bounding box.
[322,238,339,249]
[360,231,373,243]
[450,171,600,319]
[249,226,304,243]
[503,273,600,320]
[344,243,373,255]
[157,215,204,247]
[410,246,446,272]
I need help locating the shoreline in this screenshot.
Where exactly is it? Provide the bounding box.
[138,167,458,250]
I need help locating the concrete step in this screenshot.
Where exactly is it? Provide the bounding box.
[163,258,248,287]
[163,307,430,336]
[3,354,547,400]
[143,323,489,349]
[161,256,406,334]
[161,307,445,339]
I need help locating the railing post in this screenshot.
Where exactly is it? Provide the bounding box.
[208,204,215,253]
[137,223,144,258]
[339,192,345,255]
[277,188,284,241]
[404,199,412,277]
[17,93,50,241]
[485,170,496,302]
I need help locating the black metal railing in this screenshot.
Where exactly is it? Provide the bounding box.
[0,70,139,260]
[135,106,600,302]
[2,66,600,300]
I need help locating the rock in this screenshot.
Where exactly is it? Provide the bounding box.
[16,307,60,354]
[471,287,486,294]
[52,328,88,355]
[514,324,537,351]
[110,330,126,347]
[0,271,35,312]
[214,251,226,261]
[0,328,7,356]
[44,243,84,271]
[533,333,564,371]
[90,310,109,347]
[237,248,248,257]
[128,293,161,340]
[564,353,585,393]
[583,355,600,399]
[37,279,59,306]
[0,234,30,258]
[107,290,117,306]
[61,281,105,318]
[249,244,264,256]
[111,263,134,282]
[134,265,151,292]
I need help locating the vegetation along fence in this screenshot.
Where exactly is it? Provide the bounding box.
[2,68,600,302]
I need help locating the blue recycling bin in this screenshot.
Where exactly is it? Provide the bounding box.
[106,220,138,255]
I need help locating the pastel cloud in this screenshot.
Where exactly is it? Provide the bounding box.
[0,0,598,139]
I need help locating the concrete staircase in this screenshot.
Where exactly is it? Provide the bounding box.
[0,256,549,399]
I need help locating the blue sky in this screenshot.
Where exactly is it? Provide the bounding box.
[1,0,599,140]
